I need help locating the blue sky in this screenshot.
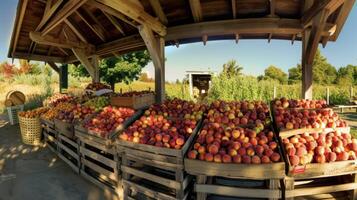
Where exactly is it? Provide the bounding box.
[0,1,356,81]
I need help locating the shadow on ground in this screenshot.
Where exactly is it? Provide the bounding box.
[0,114,118,200]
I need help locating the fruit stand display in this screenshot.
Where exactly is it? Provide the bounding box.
[117,99,206,200]
[110,90,155,110]
[272,98,357,199]
[185,100,285,200]
[85,82,113,96]
[75,106,140,194]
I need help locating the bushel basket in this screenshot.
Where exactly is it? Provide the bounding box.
[18,115,42,145]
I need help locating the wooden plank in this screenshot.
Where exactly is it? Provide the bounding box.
[30,32,93,50]
[47,62,59,73]
[41,0,88,35]
[148,0,168,25]
[9,0,29,57]
[75,10,106,42]
[189,0,202,22]
[124,154,180,171]
[58,153,80,173]
[122,166,181,190]
[279,127,351,139]
[64,18,88,43]
[103,12,125,35]
[58,142,79,160]
[59,134,77,148]
[121,147,181,164]
[81,158,117,181]
[80,170,116,193]
[285,182,357,198]
[123,180,177,200]
[36,0,63,31]
[331,0,356,41]
[71,48,96,79]
[76,131,113,152]
[185,158,285,179]
[195,184,282,199]
[12,52,65,63]
[80,147,116,168]
[231,0,236,19]
[301,0,343,27]
[96,0,166,36]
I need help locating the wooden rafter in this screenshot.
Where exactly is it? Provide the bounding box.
[102,12,126,35]
[36,0,63,31]
[82,6,108,39]
[148,0,168,24]
[331,0,356,41]
[202,35,208,45]
[88,0,137,27]
[48,61,60,73]
[268,33,273,43]
[64,18,88,43]
[29,32,94,51]
[96,0,166,36]
[302,0,344,27]
[269,0,277,17]
[72,48,96,79]
[231,0,237,19]
[189,0,202,22]
[12,52,65,63]
[41,0,88,36]
[291,34,296,45]
[235,34,239,44]
[75,10,106,42]
[9,0,29,57]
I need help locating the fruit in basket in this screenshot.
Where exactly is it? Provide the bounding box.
[205,100,271,130]
[84,106,135,137]
[282,130,357,166]
[43,93,75,107]
[83,96,109,112]
[85,82,111,91]
[272,98,328,109]
[19,107,49,118]
[41,102,74,120]
[274,108,347,130]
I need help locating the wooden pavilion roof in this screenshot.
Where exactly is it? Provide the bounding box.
[8,0,355,64]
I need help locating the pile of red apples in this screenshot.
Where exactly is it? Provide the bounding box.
[282,131,357,166]
[273,98,328,109]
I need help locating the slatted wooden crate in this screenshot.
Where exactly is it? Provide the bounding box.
[54,119,75,139]
[279,128,357,200]
[43,128,58,154]
[118,119,203,200]
[110,93,155,110]
[57,133,80,173]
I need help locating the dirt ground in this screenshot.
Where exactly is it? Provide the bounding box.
[0,115,118,200]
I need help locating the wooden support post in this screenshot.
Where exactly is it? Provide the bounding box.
[91,55,100,83]
[71,48,97,82]
[47,61,60,74]
[138,25,165,103]
[301,30,313,100]
[59,64,68,94]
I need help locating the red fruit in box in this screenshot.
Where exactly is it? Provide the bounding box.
[198,153,205,161]
[232,155,242,163]
[205,153,214,162]
[337,152,349,161]
[214,154,222,163]
[269,142,278,150]
[238,147,246,156]
[247,147,255,156]
[222,154,232,163]
[242,155,251,164]
[315,146,325,155]
[328,152,337,162]
[188,150,198,159]
[271,153,281,162]
[208,144,219,154]
[315,155,326,163]
[251,155,261,164]
[289,155,300,166]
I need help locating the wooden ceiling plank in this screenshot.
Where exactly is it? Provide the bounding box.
[47,46,54,56]
[331,0,356,40]
[36,0,63,31]
[231,0,237,19]
[9,0,29,57]
[103,12,126,35]
[302,0,344,27]
[96,0,167,36]
[41,0,88,36]
[189,0,202,22]
[82,6,108,38]
[75,10,106,42]
[29,32,94,50]
[268,0,277,17]
[148,0,168,24]
[88,0,137,27]
[64,18,88,43]
[12,52,65,63]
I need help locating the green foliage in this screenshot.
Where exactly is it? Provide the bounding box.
[288,64,302,84]
[139,72,153,82]
[221,59,243,78]
[13,74,42,85]
[68,64,90,77]
[336,64,357,85]
[258,65,288,84]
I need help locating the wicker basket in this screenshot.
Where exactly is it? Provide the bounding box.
[6,105,24,125]
[18,115,42,145]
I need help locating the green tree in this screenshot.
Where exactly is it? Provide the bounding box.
[68,51,151,89]
[336,64,357,85]
[221,60,243,78]
[139,72,153,82]
[259,65,288,84]
[288,49,337,85]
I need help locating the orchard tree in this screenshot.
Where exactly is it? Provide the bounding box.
[336,64,357,85]
[259,65,288,84]
[221,59,243,78]
[68,50,151,89]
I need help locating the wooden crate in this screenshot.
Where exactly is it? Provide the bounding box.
[57,133,80,173]
[118,120,203,200]
[43,128,58,154]
[54,119,75,139]
[110,93,155,110]
[78,135,122,197]
[279,129,357,199]
[185,155,285,200]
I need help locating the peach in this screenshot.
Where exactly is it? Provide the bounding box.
[198,146,206,154]
[206,135,214,144]
[290,137,299,144]
[349,151,357,160]
[222,154,232,163]
[231,142,241,150]
[269,142,278,150]
[238,147,246,156]
[208,144,219,154]
[188,150,198,159]
[252,155,261,164]
[337,152,349,161]
[271,153,281,162]
[198,153,205,161]
[232,130,240,139]
[205,153,214,162]
[228,149,238,157]
[261,155,271,164]
[250,138,258,146]
[176,138,185,146]
[247,147,255,156]
[265,149,274,157]
[287,147,296,157]
[193,142,201,150]
[300,155,310,165]
[214,154,222,163]
[328,152,337,162]
[315,155,326,163]
[286,122,294,130]
[242,155,251,164]
[255,145,264,156]
[259,136,268,145]
[232,155,242,163]
[296,147,307,157]
[162,134,170,143]
[155,134,162,142]
[243,142,252,148]
[289,155,300,166]
[315,146,325,155]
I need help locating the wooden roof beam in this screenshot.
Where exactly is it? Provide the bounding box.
[12,52,65,63]
[9,0,29,58]
[75,10,106,42]
[202,35,208,45]
[36,0,63,31]
[96,0,167,36]
[102,12,126,35]
[148,0,168,25]
[71,48,96,79]
[47,61,60,73]
[41,0,88,36]
[302,0,344,27]
[268,0,277,17]
[331,0,356,41]
[189,0,203,22]
[235,34,239,44]
[231,0,237,19]
[64,18,88,43]
[81,6,108,39]
[29,32,94,51]
[88,0,137,27]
